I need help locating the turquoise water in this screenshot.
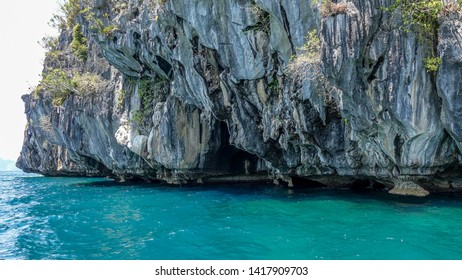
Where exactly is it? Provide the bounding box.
[1,171,462,260]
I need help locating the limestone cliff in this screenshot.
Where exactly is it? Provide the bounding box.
[17,0,462,195]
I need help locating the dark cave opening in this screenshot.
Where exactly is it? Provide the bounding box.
[349,179,388,192]
[229,150,259,174]
[290,176,328,188]
[155,55,173,79]
[212,121,259,175]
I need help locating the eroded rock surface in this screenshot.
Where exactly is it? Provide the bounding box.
[17,0,462,195]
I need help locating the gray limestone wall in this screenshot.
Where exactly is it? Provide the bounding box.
[17,0,462,195]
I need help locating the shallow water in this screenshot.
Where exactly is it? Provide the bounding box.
[1,171,462,260]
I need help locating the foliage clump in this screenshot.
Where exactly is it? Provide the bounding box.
[131,77,169,126]
[40,35,64,67]
[132,78,156,125]
[81,6,117,37]
[48,0,90,60]
[39,35,59,52]
[35,69,105,106]
[423,55,442,72]
[62,0,81,29]
[116,88,126,109]
[246,3,271,32]
[319,0,348,17]
[33,0,111,106]
[386,0,443,39]
[70,23,88,61]
[385,0,462,73]
[73,72,105,94]
[286,30,322,81]
[36,69,76,106]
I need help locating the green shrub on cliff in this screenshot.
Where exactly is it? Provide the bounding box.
[36,69,76,106]
[49,0,90,61]
[47,0,90,61]
[62,0,92,29]
[386,0,442,38]
[73,72,106,94]
[385,0,461,73]
[39,35,59,52]
[70,24,88,61]
[62,0,81,29]
[131,77,168,126]
[39,35,65,67]
[131,78,156,125]
[287,30,322,80]
[35,69,105,106]
[423,55,442,73]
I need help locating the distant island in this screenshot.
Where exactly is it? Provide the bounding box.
[0,158,20,171]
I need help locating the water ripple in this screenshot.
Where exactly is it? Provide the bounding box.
[2,171,462,259]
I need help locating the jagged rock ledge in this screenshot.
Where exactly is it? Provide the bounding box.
[17,0,462,197]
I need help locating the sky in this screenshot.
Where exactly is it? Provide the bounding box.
[0,0,60,161]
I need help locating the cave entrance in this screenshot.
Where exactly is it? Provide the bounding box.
[290,176,327,188]
[212,121,259,175]
[230,150,259,175]
[350,179,388,192]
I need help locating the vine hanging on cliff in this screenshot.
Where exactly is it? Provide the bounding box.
[131,78,162,126]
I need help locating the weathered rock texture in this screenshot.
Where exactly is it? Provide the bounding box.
[17,0,462,195]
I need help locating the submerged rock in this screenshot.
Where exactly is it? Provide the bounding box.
[389,180,430,197]
[16,0,462,196]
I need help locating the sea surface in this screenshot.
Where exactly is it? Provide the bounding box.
[1,171,462,260]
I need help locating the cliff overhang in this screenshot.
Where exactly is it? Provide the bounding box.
[17,0,462,197]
